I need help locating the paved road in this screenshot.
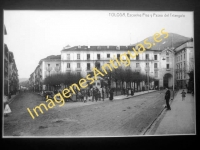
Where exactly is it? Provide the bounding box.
[3,90,167,137]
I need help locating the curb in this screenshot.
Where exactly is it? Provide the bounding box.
[114,90,157,101]
[141,90,179,135]
[8,93,19,105]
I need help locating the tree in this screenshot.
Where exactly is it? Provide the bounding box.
[43,72,83,90]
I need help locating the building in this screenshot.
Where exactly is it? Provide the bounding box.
[61,45,162,89]
[4,25,19,97]
[29,33,193,92]
[29,55,61,91]
[175,40,194,88]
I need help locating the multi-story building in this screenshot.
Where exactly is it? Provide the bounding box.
[61,45,162,89]
[175,40,194,88]
[39,55,61,80]
[4,25,19,97]
[30,34,193,91]
[29,55,61,91]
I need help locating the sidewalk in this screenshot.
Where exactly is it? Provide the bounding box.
[152,90,195,135]
[87,90,156,101]
[59,90,157,110]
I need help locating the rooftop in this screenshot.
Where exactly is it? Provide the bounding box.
[61,33,192,52]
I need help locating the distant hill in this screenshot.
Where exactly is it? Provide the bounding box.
[19,78,28,83]
[131,33,192,50]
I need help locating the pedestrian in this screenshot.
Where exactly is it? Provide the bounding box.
[181,90,186,101]
[123,87,126,95]
[83,90,88,103]
[165,88,171,110]
[99,87,102,101]
[94,88,99,102]
[102,86,105,101]
[109,88,113,100]
[127,88,129,97]
[92,88,95,102]
[131,88,134,96]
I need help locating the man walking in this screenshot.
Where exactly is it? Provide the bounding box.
[165,88,171,110]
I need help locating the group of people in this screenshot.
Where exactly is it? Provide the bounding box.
[76,86,115,102]
[122,88,135,97]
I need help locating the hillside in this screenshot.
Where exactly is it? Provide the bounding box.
[132,33,192,50]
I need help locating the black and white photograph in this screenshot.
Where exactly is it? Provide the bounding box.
[3,10,195,137]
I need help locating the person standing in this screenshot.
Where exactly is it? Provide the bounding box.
[181,90,186,101]
[165,88,171,110]
[92,88,94,102]
[102,86,105,101]
[95,88,99,102]
[127,88,129,97]
[109,88,113,100]
[131,88,134,96]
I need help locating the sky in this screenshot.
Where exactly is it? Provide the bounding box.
[4,10,194,79]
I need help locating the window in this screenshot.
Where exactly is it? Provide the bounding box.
[67,63,70,68]
[117,54,120,60]
[166,51,169,55]
[96,63,100,69]
[181,55,182,60]
[87,63,90,70]
[77,63,80,68]
[167,64,169,69]
[155,71,158,77]
[184,53,185,59]
[87,54,90,60]
[67,54,70,60]
[146,54,149,60]
[77,54,80,59]
[56,64,59,67]
[166,57,169,62]
[154,63,157,68]
[107,54,110,58]
[136,63,140,68]
[146,63,149,67]
[48,64,50,67]
[136,54,139,60]
[97,54,100,60]
[154,55,157,60]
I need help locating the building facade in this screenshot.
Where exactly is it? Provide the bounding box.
[4,26,19,97]
[29,35,194,91]
[175,41,194,88]
[61,45,163,89]
[29,55,61,91]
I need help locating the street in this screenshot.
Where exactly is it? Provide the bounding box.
[4,90,166,136]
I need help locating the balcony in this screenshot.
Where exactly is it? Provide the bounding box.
[86,68,91,71]
[66,68,71,71]
[76,68,82,71]
[166,68,172,71]
[154,68,159,71]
